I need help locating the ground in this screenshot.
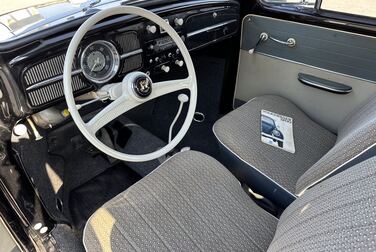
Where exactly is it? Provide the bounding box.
[0,0,84,15]
[322,0,376,18]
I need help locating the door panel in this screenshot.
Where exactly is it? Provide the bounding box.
[234,15,376,133]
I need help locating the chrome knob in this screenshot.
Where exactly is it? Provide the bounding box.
[146,25,157,34]
[161,65,170,73]
[175,60,184,67]
[174,18,184,26]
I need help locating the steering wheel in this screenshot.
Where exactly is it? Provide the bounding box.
[63,6,197,162]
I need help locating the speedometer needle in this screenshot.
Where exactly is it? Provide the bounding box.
[91,62,98,72]
[91,57,101,72]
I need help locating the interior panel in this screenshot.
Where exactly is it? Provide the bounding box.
[235,14,376,133]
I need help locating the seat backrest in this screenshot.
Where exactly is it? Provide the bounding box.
[268,157,376,251]
[296,95,376,195]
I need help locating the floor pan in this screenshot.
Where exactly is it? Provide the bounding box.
[69,162,141,230]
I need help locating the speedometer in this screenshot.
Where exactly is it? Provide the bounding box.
[80,40,120,84]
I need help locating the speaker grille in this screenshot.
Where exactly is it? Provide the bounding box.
[23,54,80,86]
[116,31,141,53]
[22,53,89,107]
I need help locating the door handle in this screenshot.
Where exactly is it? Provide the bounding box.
[298,73,352,94]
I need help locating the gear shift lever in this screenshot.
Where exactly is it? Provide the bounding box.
[169,94,189,143]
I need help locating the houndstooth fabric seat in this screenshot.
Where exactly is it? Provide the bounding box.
[213,95,376,195]
[83,151,376,251]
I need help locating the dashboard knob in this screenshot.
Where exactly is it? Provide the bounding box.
[146,25,157,34]
[174,18,184,26]
[175,60,184,67]
[161,65,170,73]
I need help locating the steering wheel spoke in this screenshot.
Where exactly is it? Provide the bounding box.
[151,77,191,99]
[86,95,138,134]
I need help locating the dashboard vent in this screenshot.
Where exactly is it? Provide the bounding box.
[27,75,87,107]
[116,32,141,53]
[121,54,142,74]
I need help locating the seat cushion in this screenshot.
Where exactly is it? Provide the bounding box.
[83,151,278,252]
[268,157,376,252]
[213,95,336,194]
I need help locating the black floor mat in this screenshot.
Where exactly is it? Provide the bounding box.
[11,117,162,224]
[69,162,141,230]
[139,56,226,159]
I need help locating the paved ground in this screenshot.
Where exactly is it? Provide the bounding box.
[0,0,57,15]
[321,0,376,18]
[0,0,85,15]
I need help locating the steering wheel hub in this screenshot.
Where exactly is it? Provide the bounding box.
[132,73,153,98]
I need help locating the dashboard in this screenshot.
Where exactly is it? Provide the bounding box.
[0,0,240,120]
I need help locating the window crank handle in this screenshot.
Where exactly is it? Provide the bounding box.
[269,36,296,47]
[248,32,268,54]
[248,32,296,54]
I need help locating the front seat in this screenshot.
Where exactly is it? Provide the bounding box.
[213,95,376,201]
[83,151,375,251]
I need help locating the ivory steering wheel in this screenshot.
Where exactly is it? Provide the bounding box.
[63,6,197,162]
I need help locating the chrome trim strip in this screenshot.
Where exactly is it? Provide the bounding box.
[120,48,143,60]
[26,69,83,91]
[187,19,238,38]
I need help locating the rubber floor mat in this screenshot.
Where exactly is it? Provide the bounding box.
[69,163,141,230]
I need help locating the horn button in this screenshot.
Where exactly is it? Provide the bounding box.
[133,75,152,98]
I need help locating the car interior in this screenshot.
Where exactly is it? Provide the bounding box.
[0,0,375,251]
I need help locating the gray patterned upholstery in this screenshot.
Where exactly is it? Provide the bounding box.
[268,157,376,252]
[83,151,278,252]
[213,95,336,193]
[296,95,376,193]
[84,152,376,251]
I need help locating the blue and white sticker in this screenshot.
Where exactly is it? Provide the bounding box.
[261,110,295,153]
